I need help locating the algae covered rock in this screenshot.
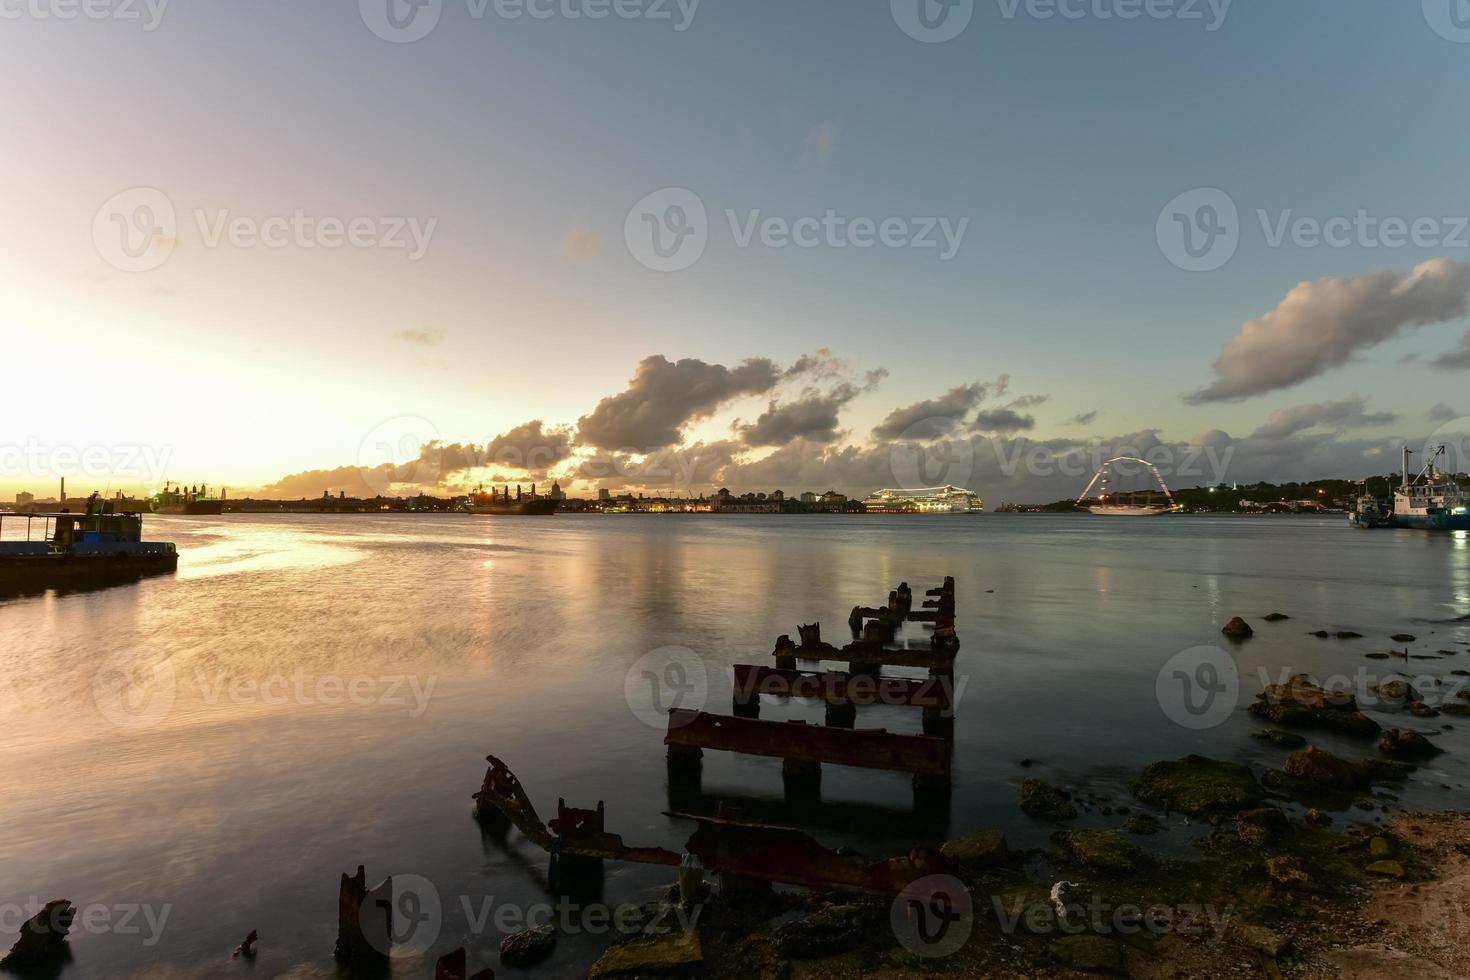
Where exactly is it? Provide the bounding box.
[1379,728,1442,760]
[1236,807,1290,847]
[1249,674,1381,736]
[1020,778,1077,821]
[940,830,1010,870]
[1053,829,1152,875]
[1252,728,1307,749]
[1049,934,1126,975]
[1366,859,1406,879]
[500,924,556,966]
[1268,745,1414,793]
[1131,755,1263,815]
[774,903,876,959]
[590,933,704,978]
[1124,813,1163,835]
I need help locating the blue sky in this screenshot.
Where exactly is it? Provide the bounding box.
[1,0,1467,497]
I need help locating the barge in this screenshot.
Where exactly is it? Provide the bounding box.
[0,494,178,593]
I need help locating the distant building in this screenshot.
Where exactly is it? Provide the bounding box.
[598,488,611,503]
[15,491,34,506]
[549,481,565,502]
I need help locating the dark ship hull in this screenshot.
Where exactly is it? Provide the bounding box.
[468,499,559,516]
[152,499,224,516]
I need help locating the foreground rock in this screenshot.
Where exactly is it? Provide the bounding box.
[1130,755,1263,814]
[500,924,556,966]
[1323,946,1464,980]
[1263,746,1413,794]
[1379,728,1442,760]
[940,830,1010,871]
[1249,674,1381,736]
[1020,778,1077,820]
[590,933,704,978]
[1049,934,1126,975]
[0,901,75,976]
[335,866,390,971]
[1221,616,1254,638]
[1053,829,1152,875]
[774,903,876,958]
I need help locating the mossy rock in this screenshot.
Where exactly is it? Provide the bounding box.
[940,831,1011,870]
[1020,778,1077,821]
[1049,934,1126,975]
[1131,755,1263,815]
[590,933,704,978]
[1124,814,1163,835]
[1252,728,1307,749]
[1053,829,1152,875]
[500,924,556,967]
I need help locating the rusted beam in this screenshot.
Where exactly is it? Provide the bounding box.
[732,664,955,716]
[665,709,952,779]
[473,757,956,896]
[773,639,957,673]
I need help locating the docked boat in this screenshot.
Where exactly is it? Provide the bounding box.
[1348,494,1393,529]
[0,493,178,592]
[466,484,559,516]
[1386,445,1470,531]
[149,483,224,515]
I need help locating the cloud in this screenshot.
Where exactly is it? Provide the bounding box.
[562,226,605,260]
[738,389,855,447]
[871,383,989,440]
[576,355,781,450]
[971,393,1049,434]
[1433,332,1470,370]
[1070,410,1100,426]
[1188,258,1470,403]
[480,420,574,474]
[1249,396,1396,441]
[1428,402,1458,422]
[394,328,444,346]
[803,122,838,164]
[738,365,886,448]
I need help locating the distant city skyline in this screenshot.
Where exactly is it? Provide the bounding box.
[3,2,1467,502]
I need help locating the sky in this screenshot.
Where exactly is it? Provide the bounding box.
[3,0,1469,502]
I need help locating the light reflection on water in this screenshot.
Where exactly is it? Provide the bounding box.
[0,513,1467,978]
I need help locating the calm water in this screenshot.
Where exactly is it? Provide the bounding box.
[2,513,1468,978]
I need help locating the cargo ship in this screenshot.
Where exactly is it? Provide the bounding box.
[149,483,224,515]
[1383,445,1470,531]
[466,484,559,516]
[0,493,178,592]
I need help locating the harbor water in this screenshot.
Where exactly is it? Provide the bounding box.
[1,513,1467,977]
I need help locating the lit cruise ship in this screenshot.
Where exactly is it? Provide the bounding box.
[862,486,983,513]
